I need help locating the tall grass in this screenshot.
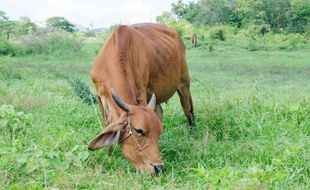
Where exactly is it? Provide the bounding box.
[0,30,88,56]
[17,30,85,56]
[0,42,309,189]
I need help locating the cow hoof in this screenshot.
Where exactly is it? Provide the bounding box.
[188,115,195,128]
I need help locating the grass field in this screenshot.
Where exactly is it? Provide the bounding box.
[1,42,310,189]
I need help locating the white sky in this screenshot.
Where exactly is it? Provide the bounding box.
[0,0,195,28]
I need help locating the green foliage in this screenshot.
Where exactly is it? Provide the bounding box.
[171,0,187,19]
[197,0,238,26]
[208,43,214,52]
[12,17,37,37]
[0,38,13,55]
[237,0,292,32]
[0,104,33,139]
[0,20,16,39]
[46,17,76,32]
[156,11,174,23]
[0,10,8,21]
[18,30,84,56]
[168,0,310,34]
[67,78,97,105]
[156,15,195,39]
[288,0,310,33]
[0,11,38,40]
[209,27,226,41]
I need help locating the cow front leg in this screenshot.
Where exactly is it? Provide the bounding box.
[177,82,195,128]
[98,95,114,155]
[98,95,112,127]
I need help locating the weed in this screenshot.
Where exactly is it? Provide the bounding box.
[67,78,97,105]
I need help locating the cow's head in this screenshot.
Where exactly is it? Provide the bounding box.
[88,89,164,175]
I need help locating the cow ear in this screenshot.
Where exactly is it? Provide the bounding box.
[88,119,125,150]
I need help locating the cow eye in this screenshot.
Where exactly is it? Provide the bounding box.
[134,128,145,136]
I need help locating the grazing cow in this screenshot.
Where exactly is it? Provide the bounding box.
[88,23,195,175]
[191,33,197,47]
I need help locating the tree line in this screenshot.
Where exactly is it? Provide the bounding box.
[165,0,309,34]
[0,11,76,40]
[0,11,87,56]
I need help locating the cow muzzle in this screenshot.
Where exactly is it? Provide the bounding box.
[153,163,165,175]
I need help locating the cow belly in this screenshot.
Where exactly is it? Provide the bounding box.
[147,59,182,104]
[148,77,180,104]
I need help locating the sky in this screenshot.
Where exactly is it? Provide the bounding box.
[0,0,194,28]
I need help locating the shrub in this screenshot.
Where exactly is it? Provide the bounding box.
[66,78,97,105]
[0,38,13,55]
[287,34,307,46]
[209,28,226,41]
[245,24,271,39]
[17,29,84,56]
[208,43,214,52]
[0,38,28,56]
[264,33,306,44]
[161,19,195,39]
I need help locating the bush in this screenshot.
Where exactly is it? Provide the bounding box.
[66,78,97,105]
[208,43,214,52]
[287,34,307,47]
[262,33,308,51]
[17,29,85,56]
[0,38,14,55]
[0,38,29,56]
[264,33,307,44]
[159,19,195,39]
[209,28,226,41]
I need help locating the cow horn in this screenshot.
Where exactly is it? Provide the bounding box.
[147,93,156,110]
[111,89,131,112]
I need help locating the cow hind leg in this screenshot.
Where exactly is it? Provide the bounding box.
[155,104,163,121]
[177,81,195,128]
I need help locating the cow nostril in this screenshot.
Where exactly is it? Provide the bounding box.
[154,164,165,175]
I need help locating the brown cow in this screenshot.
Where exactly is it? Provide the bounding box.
[88,23,195,175]
[191,33,197,47]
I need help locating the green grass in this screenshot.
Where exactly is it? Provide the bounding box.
[0,41,310,189]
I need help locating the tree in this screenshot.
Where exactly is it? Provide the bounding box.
[0,11,16,39]
[171,0,199,24]
[156,11,175,23]
[0,10,8,21]
[13,16,37,36]
[288,0,310,33]
[181,2,199,24]
[171,0,187,19]
[193,0,237,25]
[46,17,75,32]
[233,0,295,32]
[171,0,240,26]
[164,0,309,33]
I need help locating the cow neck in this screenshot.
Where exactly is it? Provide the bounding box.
[108,26,140,121]
[113,33,138,106]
